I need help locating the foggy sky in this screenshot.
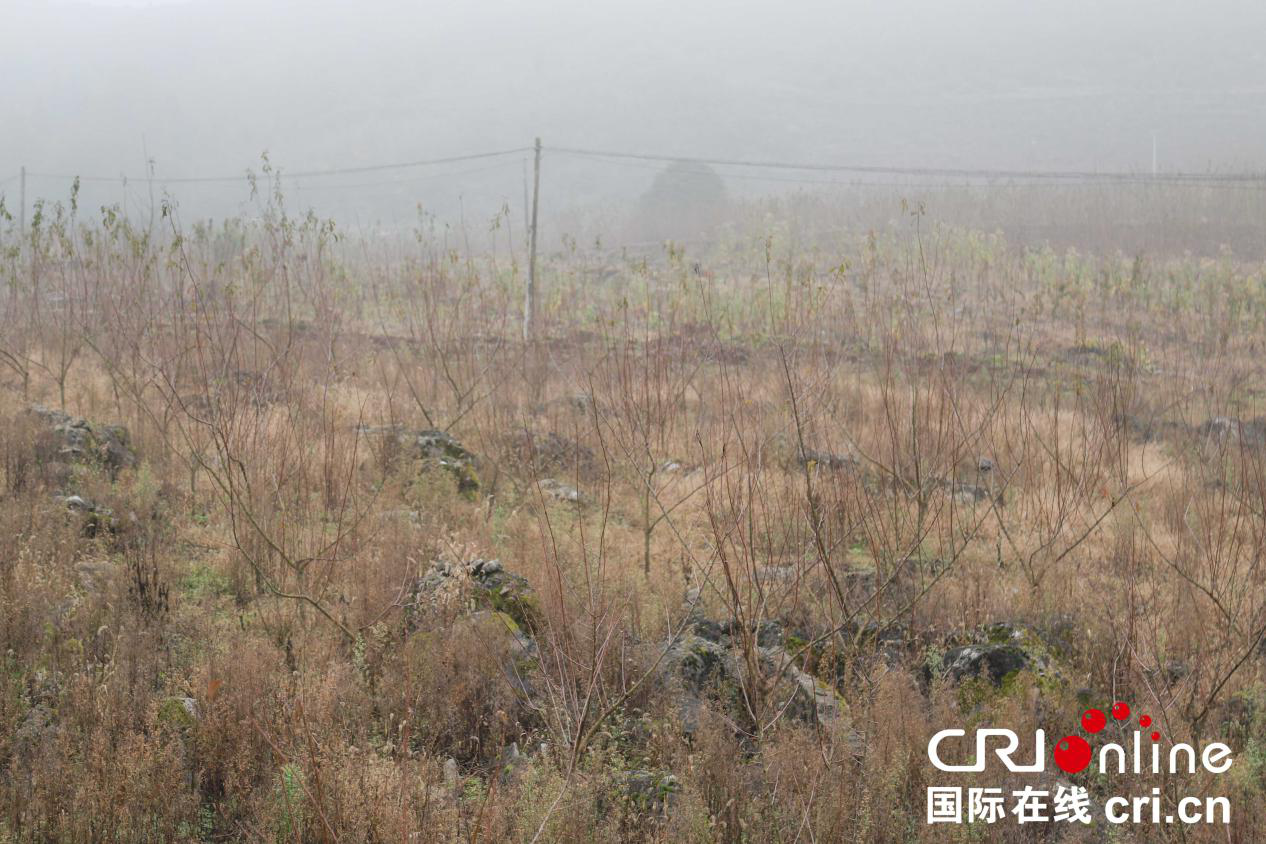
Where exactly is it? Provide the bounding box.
[4,0,1266,224]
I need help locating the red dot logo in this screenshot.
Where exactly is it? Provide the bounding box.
[1111,701,1130,720]
[1081,708,1106,733]
[1053,735,1092,773]
[1139,715,1152,728]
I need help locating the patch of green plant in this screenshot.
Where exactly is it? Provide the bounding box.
[182,563,232,600]
[273,763,305,842]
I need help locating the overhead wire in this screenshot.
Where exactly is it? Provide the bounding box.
[11,142,1266,196]
[550,145,1266,188]
[23,146,531,185]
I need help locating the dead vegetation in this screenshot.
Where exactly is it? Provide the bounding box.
[2,192,1266,841]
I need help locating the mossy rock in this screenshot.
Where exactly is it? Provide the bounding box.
[157,696,198,732]
[415,430,480,498]
[29,406,136,480]
[942,644,1029,686]
[365,425,482,499]
[491,610,522,636]
[446,461,480,501]
[664,633,728,691]
[479,574,539,632]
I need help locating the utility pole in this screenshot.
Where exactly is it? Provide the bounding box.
[524,137,541,343]
[522,157,531,240]
[18,166,26,238]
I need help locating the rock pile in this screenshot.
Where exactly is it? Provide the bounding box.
[407,556,538,637]
[25,406,137,535]
[29,405,136,482]
[661,612,844,731]
[361,425,480,498]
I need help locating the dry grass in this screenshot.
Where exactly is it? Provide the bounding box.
[2,194,1266,841]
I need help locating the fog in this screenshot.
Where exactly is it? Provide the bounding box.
[3,0,1266,243]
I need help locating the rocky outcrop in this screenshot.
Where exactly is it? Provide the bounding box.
[799,449,859,472]
[933,477,998,506]
[361,425,480,498]
[1111,412,1266,448]
[407,557,538,635]
[621,769,680,815]
[1199,416,1266,446]
[535,478,587,505]
[57,494,117,537]
[931,622,1056,687]
[941,644,1029,685]
[661,613,844,731]
[1112,412,1191,444]
[21,407,138,536]
[29,405,136,482]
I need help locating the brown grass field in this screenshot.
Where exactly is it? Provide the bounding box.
[3,189,1266,841]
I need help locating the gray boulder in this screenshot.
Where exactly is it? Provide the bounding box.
[536,478,586,505]
[623,769,680,814]
[57,494,117,536]
[408,557,538,632]
[942,644,1029,685]
[29,405,136,480]
[361,425,480,498]
[660,616,843,729]
[799,449,859,472]
[1199,416,1266,446]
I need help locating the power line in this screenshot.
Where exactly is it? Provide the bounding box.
[556,151,1266,192]
[24,147,532,185]
[291,158,524,192]
[14,141,1266,193]
[551,146,1266,186]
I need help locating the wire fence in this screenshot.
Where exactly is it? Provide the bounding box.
[4,141,1265,259]
[6,141,1266,191]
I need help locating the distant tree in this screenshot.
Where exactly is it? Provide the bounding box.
[630,160,728,243]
